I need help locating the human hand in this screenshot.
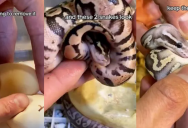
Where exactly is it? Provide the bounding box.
[137,66,188,128]
[44,0,136,111]
[0,93,29,123]
[136,0,188,55]
[44,61,93,111]
[0,0,44,92]
[136,0,188,128]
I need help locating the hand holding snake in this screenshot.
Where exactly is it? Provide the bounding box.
[136,0,188,128]
[141,23,188,80]
[44,0,136,112]
[44,0,136,87]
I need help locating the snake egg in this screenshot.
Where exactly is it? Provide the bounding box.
[7,95,44,128]
[0,63,39,98]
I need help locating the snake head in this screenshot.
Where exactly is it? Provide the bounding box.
[141,23,188,58]
[85,32,111,66]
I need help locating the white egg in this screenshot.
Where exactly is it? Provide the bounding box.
[7,95,44,128]
[0,63,39,98]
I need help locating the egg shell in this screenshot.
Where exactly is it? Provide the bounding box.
[7,95,44,128]
[66,79,136,128]
[0,63,39,98]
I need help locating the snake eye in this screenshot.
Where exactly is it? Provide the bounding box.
[176,43,182,48]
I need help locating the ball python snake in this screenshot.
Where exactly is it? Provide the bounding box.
[44,0,136,86]
[141,23,188,80]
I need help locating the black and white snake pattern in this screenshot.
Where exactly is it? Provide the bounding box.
[141,24,188,80]
[44,0,136,87]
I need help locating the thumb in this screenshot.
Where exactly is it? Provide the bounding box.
[137,66,188,128]
[44,61,88,111]
[153,0,188,39]
[0,1,13,12]
[0,0,6,4]
[178,12,188,39]
[0,94,29,123]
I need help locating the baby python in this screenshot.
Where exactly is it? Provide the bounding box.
[44,0,136,86]
[141,23,188,80]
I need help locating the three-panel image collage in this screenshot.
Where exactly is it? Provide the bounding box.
[0,0,188,128]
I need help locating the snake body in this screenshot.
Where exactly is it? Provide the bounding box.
[44,0,136,86]
[141,23,188,80]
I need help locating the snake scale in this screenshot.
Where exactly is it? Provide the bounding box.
[44,0,136,86]
[141,23,188,80]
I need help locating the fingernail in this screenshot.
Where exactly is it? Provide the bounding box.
[178,13,188,34]
[176,66,188,83]
[13,94,29,108]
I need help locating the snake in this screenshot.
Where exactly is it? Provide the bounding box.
[44,0,136,87]
[61,93,112,128]
[141,23,188,80]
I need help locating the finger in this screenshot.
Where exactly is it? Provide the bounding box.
[153,0,188,39]
[136,21,150,56]
[126,0,133,4]
[0,93,29,122]
[175,109,188,128]
[9,0,44,92]
[140,75,156,97]
[135,0,162,56]
[144,1,162,27]
[136,0,162,27]
[0,1,13,12]
[44,61,87,111]
[137,66,188,128]
[0,0,6,5]
[0,8,17,64]
[75,69,94,89]
[178,12,188,39]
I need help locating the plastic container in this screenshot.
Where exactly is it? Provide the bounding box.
[44,104,73,128]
